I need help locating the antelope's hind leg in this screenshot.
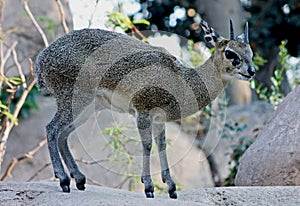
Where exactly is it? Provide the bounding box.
[57,94,96,191]
[46,112,71,193]
[58,122,86,191]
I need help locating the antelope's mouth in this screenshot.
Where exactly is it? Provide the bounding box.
[238,73,252,79]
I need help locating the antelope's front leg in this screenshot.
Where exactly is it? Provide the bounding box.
[153,122,177,199]
[137,112,154,198]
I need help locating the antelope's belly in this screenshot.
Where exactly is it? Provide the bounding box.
[95,87,201,121]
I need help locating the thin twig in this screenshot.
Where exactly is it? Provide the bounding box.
[1,137,47,181]
[86,177,103,186]
[88,0,100,28]
[55,0,69,34]
[29,58,34,76]
[76,158,107,165]
[0,0,6,86]
[23,0,49,47]
[2,41,17,71]
[11,42,27,88]
[0,0,5,23]
[131,24,147,42]
[115,176,132,189]
[0,41,17,88]
[27,162,51,182]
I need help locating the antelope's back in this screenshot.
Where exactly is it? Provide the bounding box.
[34,29,177,92]
[35,29,122,78]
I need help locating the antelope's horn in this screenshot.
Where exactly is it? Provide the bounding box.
[244,22,249,44]
[230,19,235,40]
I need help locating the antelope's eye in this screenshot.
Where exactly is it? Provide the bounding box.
[225,50,239,60]
[225,50,241,66]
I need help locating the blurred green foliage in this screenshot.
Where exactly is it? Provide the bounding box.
[36,16,59,40]
[251,40,290,108]
[221,120,253,186]
[132,0,300,57]
[103,122,176,193]
[0,85,40,120]
[244,0,300,57]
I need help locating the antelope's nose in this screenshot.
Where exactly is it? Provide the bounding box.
[248,65,255,76]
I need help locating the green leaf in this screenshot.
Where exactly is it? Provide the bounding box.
[0,102,7,110]
[2,111,18,125]
[274,69,281,79]
[107,11,133,31]
[9,77,22,84]
[270,77,279,87]
[253,53,267,70]
[250,79,260,89]
[132,19,150,26]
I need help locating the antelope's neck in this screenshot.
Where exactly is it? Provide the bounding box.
[195,58,228,103]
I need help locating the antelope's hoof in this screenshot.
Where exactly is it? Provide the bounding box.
[169,191,177,199]
[76,182,86,191]
[61,185,70,193]
[75,176,86,191]
[60,177,71,193]
[145,191,154,198]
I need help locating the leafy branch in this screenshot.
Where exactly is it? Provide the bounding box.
[107,11,150,42]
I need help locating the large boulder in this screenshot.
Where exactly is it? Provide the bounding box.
[235,86,300,186]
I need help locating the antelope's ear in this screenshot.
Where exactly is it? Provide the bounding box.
[200,19,224,47]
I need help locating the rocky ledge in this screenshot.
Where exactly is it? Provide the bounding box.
[0,182,300,206]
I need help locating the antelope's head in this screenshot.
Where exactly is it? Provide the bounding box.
[200,19,255,81]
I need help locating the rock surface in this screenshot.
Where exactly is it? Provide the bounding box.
[1,181,300,206]
[235,86,300,186]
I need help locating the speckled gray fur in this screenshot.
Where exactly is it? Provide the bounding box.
[34,20,254,198]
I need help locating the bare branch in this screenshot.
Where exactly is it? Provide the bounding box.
[2,41,17,69]
[86,177,103,186]
[1,137,47,181]
[0,41,17,88]
[23,0,49,47]
[0,0,5,23]
[11,43,27,88]
[76,158,107,165]
[115,176,132,189]
[27,162,51,182]
[0,0,6,85]
[88,0,100,28]
[55,0,69,34]
[131,24,147,42]
[29,58,34,76]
